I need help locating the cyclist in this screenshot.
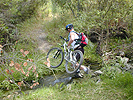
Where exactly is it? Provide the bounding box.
[66,24,89,77]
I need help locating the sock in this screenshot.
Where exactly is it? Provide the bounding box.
[77,69,80,73]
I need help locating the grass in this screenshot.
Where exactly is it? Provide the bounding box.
[15,77,128,100]
[16,17,45,52]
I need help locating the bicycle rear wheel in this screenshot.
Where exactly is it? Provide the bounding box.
[65,50,83,74]
[47,47,64,68]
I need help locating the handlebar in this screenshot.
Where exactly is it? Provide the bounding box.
[60,36,68,42]
[59,36,73,52]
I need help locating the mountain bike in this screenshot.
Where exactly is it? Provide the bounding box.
[46,36,83,74]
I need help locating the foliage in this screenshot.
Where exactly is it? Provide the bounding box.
[0,0,46,44]
[44,0,132,54]
[100,53,133,100]
[0,44,61,91]
[51,0,132,30]
[0,0,133,99]
[0,80,17,90]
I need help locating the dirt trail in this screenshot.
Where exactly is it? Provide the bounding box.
[30,21,52,53]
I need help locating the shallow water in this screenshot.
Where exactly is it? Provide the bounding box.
[38,73,74,87]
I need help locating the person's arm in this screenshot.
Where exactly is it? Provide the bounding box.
[68,32,75,46]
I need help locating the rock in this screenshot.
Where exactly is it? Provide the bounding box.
[115,63,120,67]
[122,63,133,71]
[117,51,125,57]
[116,56,122,59]
[103,52,113,61]
[110,66,121,73]
[116,56,129,65]
[96,78,101,84]
[94,70,103,75]
[121,57,129,64]
[91,73,96,77]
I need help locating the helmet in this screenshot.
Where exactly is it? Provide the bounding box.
[65,24,73,30]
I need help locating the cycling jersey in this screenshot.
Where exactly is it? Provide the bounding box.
[68,31,80,49]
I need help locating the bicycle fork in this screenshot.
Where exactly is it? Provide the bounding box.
[54,50,61,59]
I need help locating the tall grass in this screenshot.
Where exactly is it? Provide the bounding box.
[101,72,133,100]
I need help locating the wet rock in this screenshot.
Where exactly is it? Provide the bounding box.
[39,73,73,87]
[53,77,72,86]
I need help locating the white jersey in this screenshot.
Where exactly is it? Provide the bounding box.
[68,31,80,49]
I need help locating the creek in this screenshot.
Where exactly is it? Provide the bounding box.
[26,63,101,91]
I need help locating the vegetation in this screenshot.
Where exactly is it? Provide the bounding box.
[0,0,133,100]
[16,75,133,100]
[0,0,46,44]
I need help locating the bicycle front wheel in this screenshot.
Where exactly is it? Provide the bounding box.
[47,47,64,68]
[65,50,83,74]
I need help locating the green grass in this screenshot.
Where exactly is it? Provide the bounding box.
[101,72,133,100]
[15,78,128,100]
[16,17,44,52]
[14,72,133,100]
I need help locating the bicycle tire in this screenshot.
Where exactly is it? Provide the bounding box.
[65,50,83,74]
[46,47,64,68]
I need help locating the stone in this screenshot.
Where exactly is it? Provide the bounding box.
[94,70,103,75]
[121,57,129,64]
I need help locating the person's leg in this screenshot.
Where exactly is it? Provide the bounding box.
[75,47,89,74]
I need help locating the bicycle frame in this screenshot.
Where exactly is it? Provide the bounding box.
[59,36,74,62]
